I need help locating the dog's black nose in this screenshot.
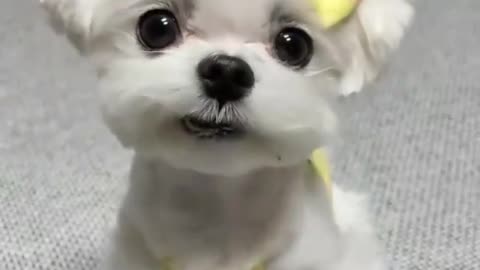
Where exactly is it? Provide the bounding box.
[197,54,255,104]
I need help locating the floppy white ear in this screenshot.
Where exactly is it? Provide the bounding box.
[334,0,414,96]
[40,0,97,53]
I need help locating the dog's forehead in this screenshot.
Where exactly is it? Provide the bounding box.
[191,0,276,20]
[189,0,273,36]
[188,0,310,37]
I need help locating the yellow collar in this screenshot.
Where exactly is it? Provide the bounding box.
[310,148,333,197]
[159,149,332,270]
[311,0,359,28]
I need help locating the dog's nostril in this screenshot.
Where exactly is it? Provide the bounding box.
[197,54,255,103]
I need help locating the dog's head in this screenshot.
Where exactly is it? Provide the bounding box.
[41,0,412,176]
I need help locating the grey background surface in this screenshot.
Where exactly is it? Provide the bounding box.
[1,0,479,269]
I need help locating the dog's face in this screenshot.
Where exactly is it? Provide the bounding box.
[42,0,413,176]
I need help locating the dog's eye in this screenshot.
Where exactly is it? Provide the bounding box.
[274,28,313,68]
[137,10,180,50]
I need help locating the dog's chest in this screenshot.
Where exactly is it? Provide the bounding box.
[126,160,305,264]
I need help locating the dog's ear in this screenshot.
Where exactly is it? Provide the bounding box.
[331,0,414,95]
[40,0,97,54]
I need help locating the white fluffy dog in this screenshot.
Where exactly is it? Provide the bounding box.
[40,0,413,269]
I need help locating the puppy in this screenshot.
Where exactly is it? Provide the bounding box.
[40,0,413,269]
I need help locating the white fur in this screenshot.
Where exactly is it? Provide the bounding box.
[337,0,414,95]
[40,0,413,269]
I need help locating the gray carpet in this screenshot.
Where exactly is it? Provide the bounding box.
[1,0,479,269]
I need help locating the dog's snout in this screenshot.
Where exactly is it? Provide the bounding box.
[197,54,254,103]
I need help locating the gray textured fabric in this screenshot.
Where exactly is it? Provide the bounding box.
[1,1,479,270]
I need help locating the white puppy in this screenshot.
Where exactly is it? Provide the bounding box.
[40,0,413,269]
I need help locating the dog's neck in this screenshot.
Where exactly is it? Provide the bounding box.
[127,154,307,221]
[121,154,311,267]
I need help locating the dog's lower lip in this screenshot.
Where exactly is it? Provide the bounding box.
[181,116,243,139]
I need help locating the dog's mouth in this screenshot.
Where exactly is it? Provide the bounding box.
[181,116,245,139]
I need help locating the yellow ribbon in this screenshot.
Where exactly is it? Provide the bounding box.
[311,0,359,28]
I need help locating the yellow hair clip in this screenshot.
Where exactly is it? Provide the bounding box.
[311,0,359,28]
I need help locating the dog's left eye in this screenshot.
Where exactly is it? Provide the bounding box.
[137,9,180,50]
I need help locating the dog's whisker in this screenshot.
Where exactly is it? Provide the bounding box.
[304,67,335,77]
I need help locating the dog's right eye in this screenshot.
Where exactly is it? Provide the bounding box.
[137,10,180,50]
[274,27,313,68]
